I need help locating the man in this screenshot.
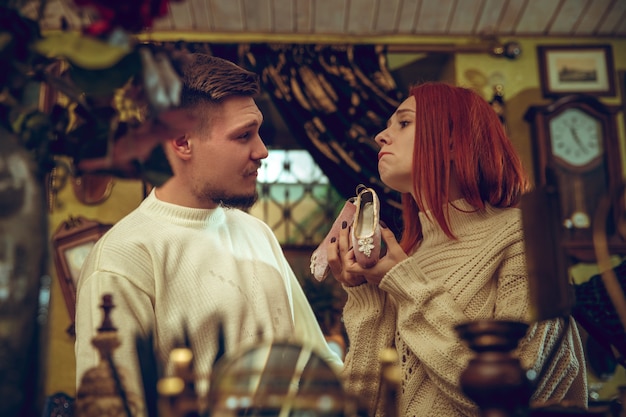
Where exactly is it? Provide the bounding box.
[74,53,342,408]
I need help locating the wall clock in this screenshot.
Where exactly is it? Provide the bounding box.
[52,216,111,335]
[524,94,625,262]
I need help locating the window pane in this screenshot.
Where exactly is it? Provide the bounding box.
[251,150,342,245]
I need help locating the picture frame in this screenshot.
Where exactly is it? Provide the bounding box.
[537,44,615,98]
[52,216,111,336]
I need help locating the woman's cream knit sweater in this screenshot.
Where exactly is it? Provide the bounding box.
[341,201,587,416]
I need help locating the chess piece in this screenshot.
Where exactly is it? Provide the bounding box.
[75,294,145,417]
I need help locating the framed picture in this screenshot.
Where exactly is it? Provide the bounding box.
[537,45,615,98]
[52,216,111,335]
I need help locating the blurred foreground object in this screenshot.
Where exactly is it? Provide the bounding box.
[3,0,196,186]
[0,126,49,417]
[573,183,626,367]
[456,320,532,417]
[75,294,144,417]
[207,341,358,417]
[521,187,574,321]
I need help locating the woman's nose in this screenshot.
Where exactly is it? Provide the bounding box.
[375,129,389,145]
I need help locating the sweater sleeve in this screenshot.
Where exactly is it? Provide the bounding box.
[340,283,397,416]
[380,257,479,415]
[75,270,155,399]
[518,318,588,408]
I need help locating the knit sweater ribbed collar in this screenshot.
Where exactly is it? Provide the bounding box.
[418,199,506,241]
[140,188,226,228]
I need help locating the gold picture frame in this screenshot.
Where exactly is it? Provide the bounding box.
[52,216,111,335]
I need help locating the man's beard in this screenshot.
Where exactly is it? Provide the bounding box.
[195,179,260,210]
[218,191,259,210]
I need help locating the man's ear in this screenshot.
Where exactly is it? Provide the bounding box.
[169,135,192,160]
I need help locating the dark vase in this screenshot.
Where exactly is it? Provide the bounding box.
[456,319,532,417]
[0,129,49,417]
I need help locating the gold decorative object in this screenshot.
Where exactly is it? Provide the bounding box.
[75,294,144,417]
[157,347,200,417]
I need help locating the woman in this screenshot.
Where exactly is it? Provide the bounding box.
[327,82,587,416]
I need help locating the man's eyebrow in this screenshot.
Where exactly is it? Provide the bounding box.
[233,118,262,131]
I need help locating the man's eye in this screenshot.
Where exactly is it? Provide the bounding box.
[238,132,250,139]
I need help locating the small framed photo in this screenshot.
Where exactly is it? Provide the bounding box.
[537,45,615,98]
[52,216,111,335]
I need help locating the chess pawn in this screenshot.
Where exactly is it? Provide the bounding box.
[75,294,145,417]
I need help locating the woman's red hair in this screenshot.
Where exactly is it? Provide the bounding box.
[399,82,531,253]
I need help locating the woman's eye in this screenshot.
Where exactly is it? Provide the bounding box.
[399,121,410,128]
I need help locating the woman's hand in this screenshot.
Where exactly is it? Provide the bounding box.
[327,220,366,287]
[327,221,408,287]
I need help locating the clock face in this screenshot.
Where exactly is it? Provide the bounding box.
[548,108,603,168]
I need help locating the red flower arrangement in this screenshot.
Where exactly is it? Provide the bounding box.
[73,0,182,36]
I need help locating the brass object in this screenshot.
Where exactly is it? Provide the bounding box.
[158,348,199,417]
[72,173,115,205]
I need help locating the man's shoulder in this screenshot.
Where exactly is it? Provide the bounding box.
[89,208,160,255]
[105,204,158,234]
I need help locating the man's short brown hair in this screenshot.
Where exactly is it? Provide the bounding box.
[180,53,260,108]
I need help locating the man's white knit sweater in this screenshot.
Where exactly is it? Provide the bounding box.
[341,200,587,416]
[75,190,342,400]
